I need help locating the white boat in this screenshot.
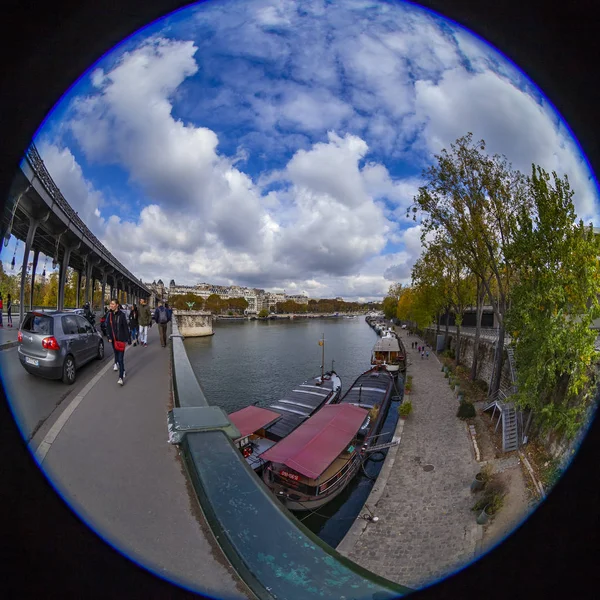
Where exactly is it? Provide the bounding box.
[371,335,405,374]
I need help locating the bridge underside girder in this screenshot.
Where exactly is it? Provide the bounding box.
[2,154,151,318]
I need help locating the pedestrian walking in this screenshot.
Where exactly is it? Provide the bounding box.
[129,304,139,346]
[0,293,3,327]
[107,299,129,386]
[154,300,171,348]
[421,350,425,360]
[138,298,152,346]
[426,350,429,359]
[6,294,12,327]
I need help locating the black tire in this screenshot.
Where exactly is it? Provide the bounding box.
[97,340,104,360]
[62,355,76,385]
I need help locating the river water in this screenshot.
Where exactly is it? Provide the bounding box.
[184,316,403,547]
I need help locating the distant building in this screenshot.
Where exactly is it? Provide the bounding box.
[163,280,313,314]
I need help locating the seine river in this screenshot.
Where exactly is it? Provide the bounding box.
[184,316,403,547]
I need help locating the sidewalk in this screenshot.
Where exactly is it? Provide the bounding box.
[337,328,481,589]
[29,326,251,599]
[0,325,19,349]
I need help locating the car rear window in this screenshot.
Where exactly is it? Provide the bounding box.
[21,313,53,335]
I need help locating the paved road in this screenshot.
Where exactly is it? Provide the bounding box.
[1,334,112,442]
[25,325,251,599]
[338,328,481,590]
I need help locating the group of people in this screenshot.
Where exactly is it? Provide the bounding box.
[411,341,429,359]
[0,293,13,328]
[106,299,172,386]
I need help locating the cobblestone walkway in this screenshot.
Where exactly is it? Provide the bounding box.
[340,329,481,590]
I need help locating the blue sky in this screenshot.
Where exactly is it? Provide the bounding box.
[5,0,598,300]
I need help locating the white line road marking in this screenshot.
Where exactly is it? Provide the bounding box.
[31,345,129,465]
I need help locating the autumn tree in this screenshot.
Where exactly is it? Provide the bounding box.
[505,166,600,439]
[412,133,529,396]
[204,293,223,314]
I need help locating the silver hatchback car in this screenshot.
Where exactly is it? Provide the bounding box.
[18,311,105,384]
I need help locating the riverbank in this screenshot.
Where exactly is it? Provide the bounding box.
[337,327,482,589]
[337,325,535,588]
[213,313,364,321]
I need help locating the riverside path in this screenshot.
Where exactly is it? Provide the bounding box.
[20,325,251,599]
[338,327,482,589]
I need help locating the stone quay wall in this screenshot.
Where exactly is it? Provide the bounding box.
[421,329,513,394]
[174,311,214,337]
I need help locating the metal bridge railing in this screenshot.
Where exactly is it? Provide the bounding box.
[167,318,411,600]
[25,144,148,293]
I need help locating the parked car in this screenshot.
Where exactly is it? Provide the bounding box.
[17,311,105,384]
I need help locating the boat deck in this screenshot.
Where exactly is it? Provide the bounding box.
[245,437,277,470]
[339,369,392,410]
[266,374,341,440]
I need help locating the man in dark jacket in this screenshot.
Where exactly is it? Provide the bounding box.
[107,299,130,385]
[138,298,152,347]
[154,301,171,348]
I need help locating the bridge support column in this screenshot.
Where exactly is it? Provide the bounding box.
[19,215,47,326]
[29,249,39,311]
[57,243,79,312]
[101,272,107,309]
[76,270,82,308]
[84,261,93,305]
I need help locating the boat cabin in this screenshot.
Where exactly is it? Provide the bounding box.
[261,403,370,510]
[371,336,405,373]
[228,406,282,470]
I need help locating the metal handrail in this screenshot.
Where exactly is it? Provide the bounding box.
[24,144,148,293]
[169,317,411,600]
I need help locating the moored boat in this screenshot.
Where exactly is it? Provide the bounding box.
[262,366,394,511]
[371,332,406,375]
[229,370,342,472]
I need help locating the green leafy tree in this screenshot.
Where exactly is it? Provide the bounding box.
[505,166,600,439]
[170,293,206,311]
[205,293,223,314]
[412,133,529,396]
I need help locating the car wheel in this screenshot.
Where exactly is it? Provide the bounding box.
[97,340,104,360]
[62,355,76,385]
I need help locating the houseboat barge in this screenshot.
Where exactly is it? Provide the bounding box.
[228,370,342,472]
[371,332,406,375]
[261,366,395,511]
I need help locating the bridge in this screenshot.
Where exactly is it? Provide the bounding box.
[2,144,154,325]
[1,146,412,599]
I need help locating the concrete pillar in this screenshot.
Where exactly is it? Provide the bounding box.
[29,249,40,310]
[76,269,82,308]
[84,261,93,304]
[19,217,42,326]
[101,272,107,310]
[57,244,78,312]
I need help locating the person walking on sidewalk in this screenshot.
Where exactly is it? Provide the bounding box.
[0,294,3,328]
[6,293,12,327]
[107,299,129,386]
[154,300,171,348]
[129,303,139,346]
[138,298,152,347]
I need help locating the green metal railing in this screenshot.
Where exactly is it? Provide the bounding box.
[168,317,412,600]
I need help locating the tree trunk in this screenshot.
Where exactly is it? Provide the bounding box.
[444,309,450,351]
[490,319,506,397]
[455,322,461,366]
[435,312,440,336]
[471,280,485,381]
